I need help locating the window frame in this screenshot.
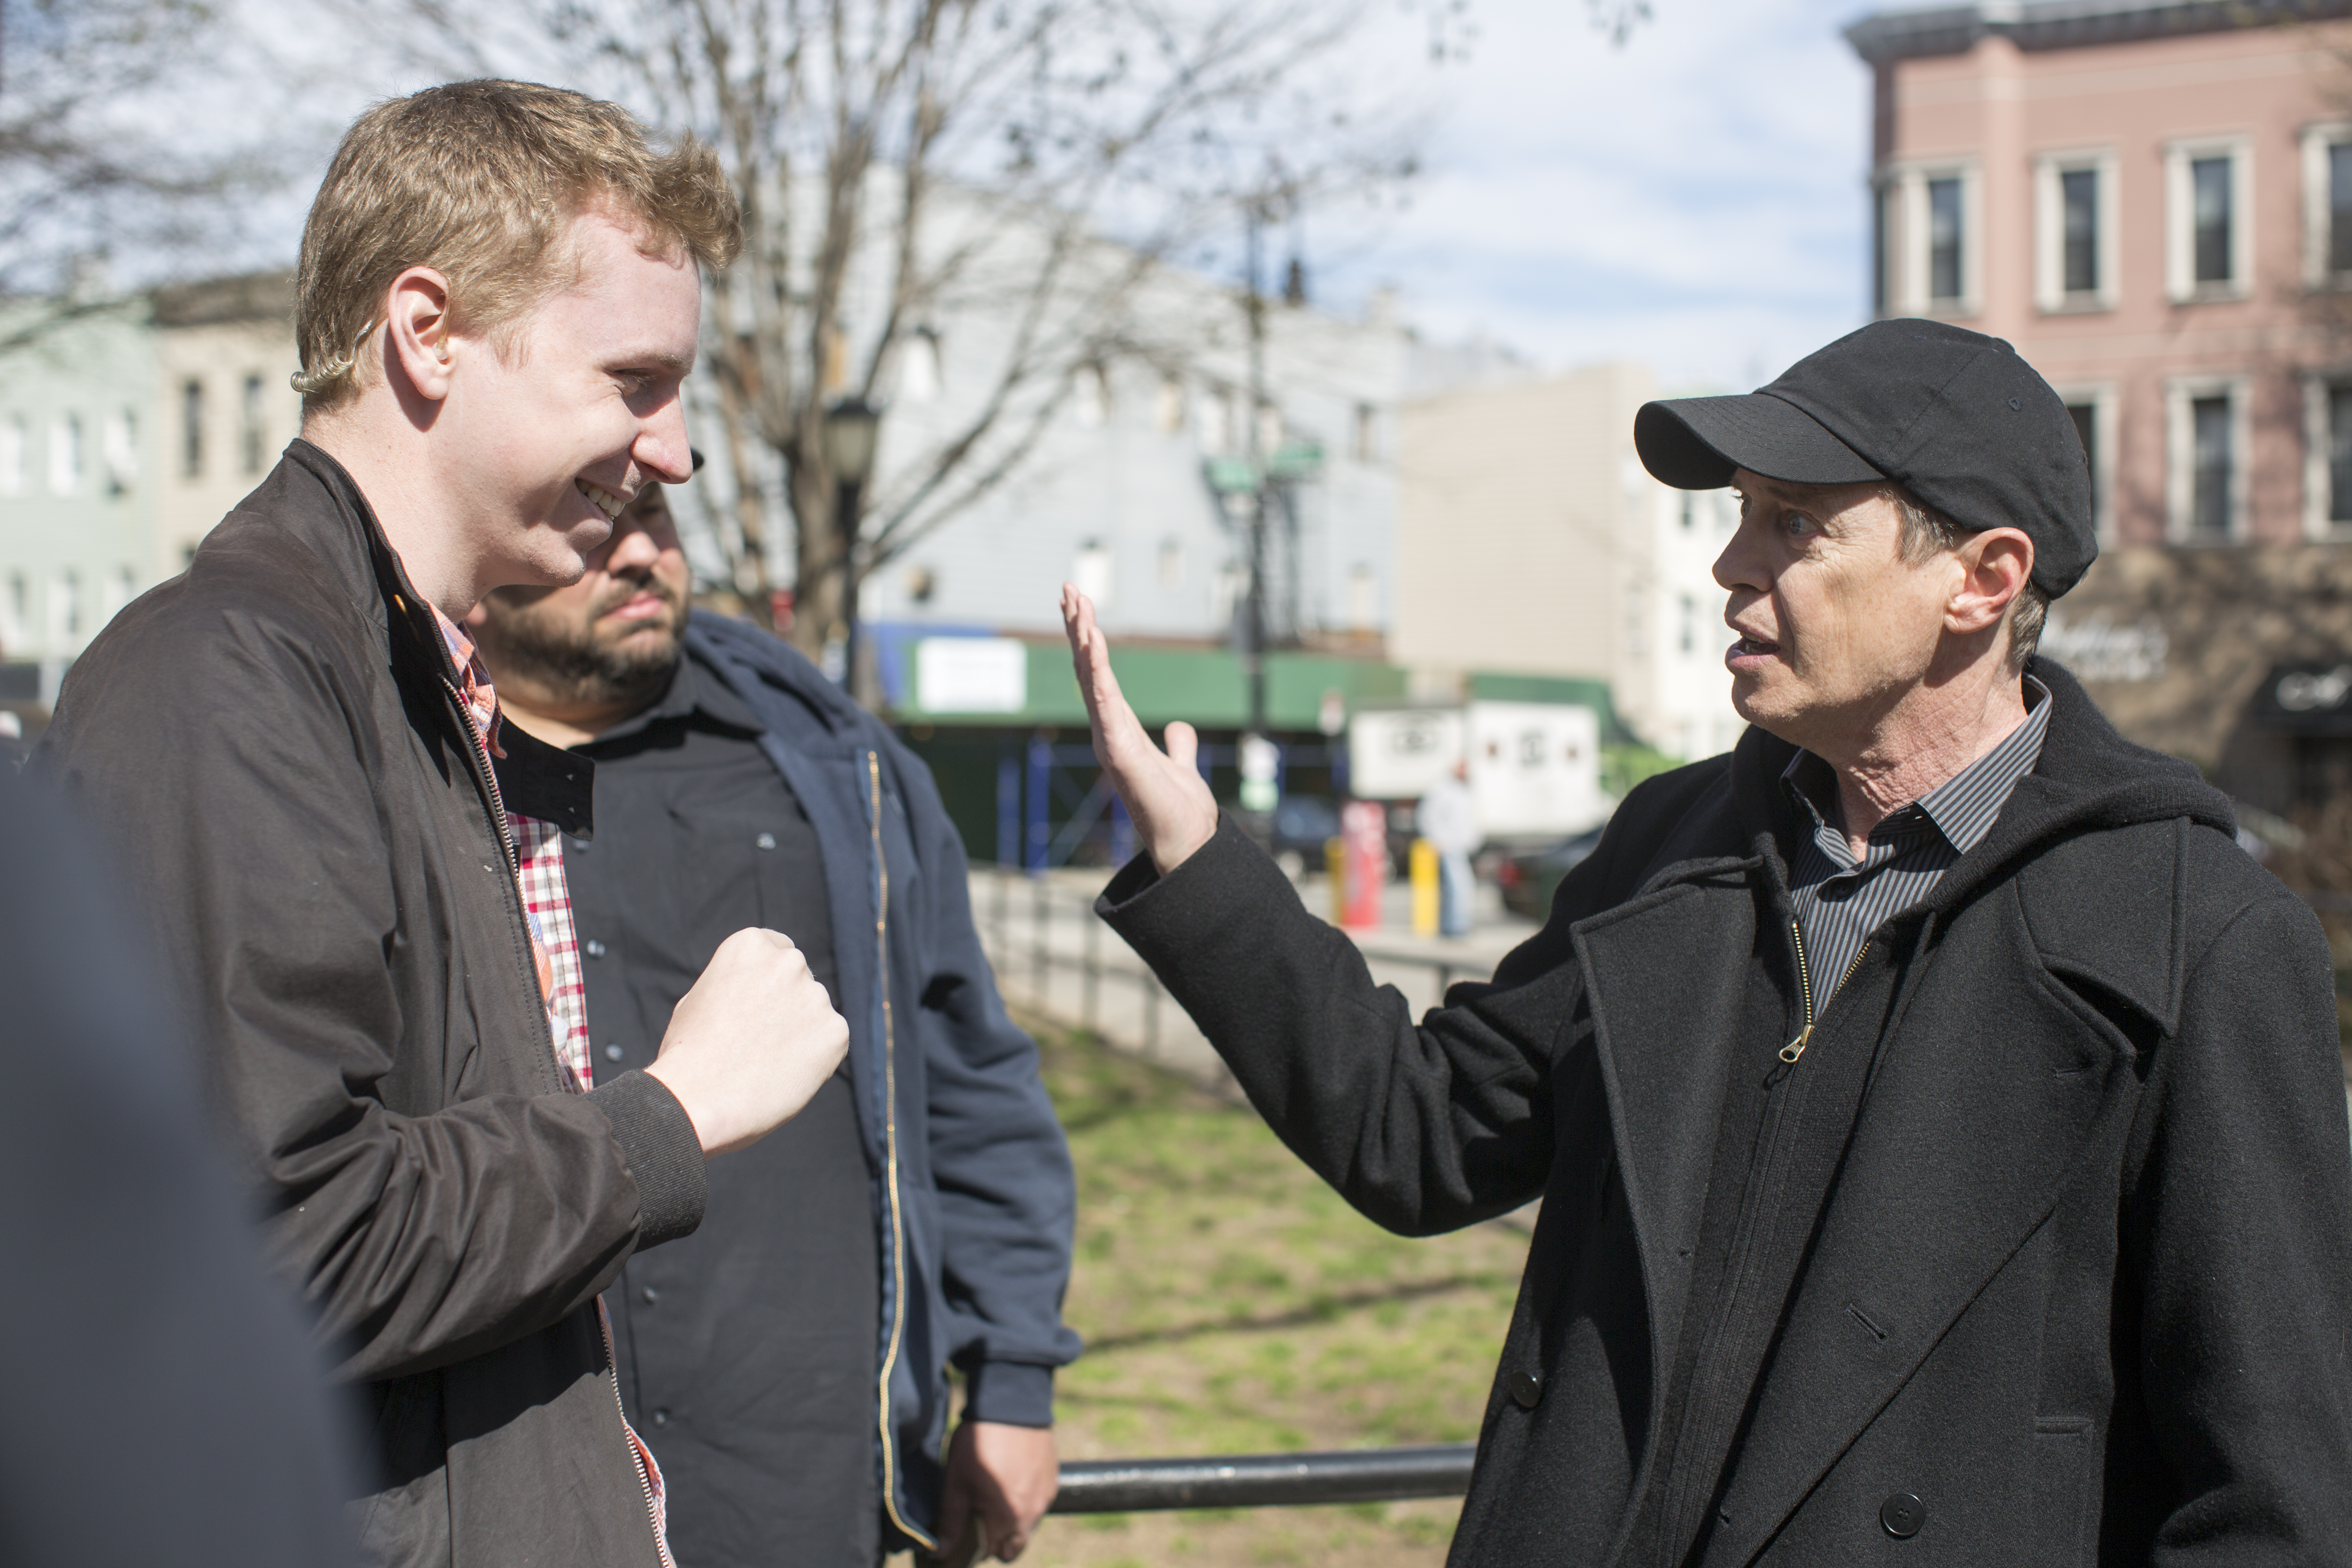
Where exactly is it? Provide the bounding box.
[2052,383,2119,544]
[2164,136,2254,303]
[1877,160,1984,319]
[2034,149,2120,313]
[2165,375,2252,543]
[2300,370,2352,539]
[2301,122,2352,289]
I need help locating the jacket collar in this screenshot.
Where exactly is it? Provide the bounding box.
[277,439,474,715]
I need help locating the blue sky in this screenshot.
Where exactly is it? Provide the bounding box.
[1325,0,1880,389]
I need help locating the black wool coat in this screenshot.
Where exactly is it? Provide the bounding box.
[1101,662,2352,1566]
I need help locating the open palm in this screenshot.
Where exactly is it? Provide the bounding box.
[1060,584,1219,873]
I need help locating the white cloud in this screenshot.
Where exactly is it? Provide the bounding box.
[1320,0,1876,387]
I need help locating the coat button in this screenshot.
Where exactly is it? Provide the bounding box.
[755,831,777,850]
[604,1043,624,1062]
[1510,1371,1542,1410]
[584,939,606,958]
[652,1409,670,1427]
[641,1286,659,1305]
[1880,1492,1925,1538]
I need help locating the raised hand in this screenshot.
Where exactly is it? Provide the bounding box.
[1060,584,1218,873]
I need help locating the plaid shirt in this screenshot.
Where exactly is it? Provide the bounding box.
[428,602,666,1548]
[427,605,593,1094]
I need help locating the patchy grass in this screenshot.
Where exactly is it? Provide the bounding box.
[1023,1018,1530,1568]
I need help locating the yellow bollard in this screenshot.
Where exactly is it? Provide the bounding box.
[1410,837,1439,937]
[1326,836,1348,925]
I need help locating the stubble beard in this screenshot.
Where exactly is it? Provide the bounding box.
[479,580,686,713]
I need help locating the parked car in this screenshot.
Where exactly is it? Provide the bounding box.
[1494,825,1606,921]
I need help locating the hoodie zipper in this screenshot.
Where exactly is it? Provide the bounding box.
[1781,921,1869,1064]
[866,751,934,1553]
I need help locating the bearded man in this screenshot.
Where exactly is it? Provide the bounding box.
[1063,319,2352,1564]
[467,478,1078,1566]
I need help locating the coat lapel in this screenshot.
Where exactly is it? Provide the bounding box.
[1700,881,2149,1567]
[1573,862,1760,1448]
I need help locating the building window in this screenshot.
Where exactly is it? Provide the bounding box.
[1072,539,1113,606]
[2035,152,2118,312]
[1346,564,1378,632]
[1677,594,1697,656]
[2300,124,2352,287]
[0,572,21,653]
[2056,385,2117,542]
[48,414,80,496]
[1878,163,1980,317]
[47,570,78,650]
[2300,374,2352,537]
[1927,177,1964,303]
[1352,403,1378,462]
[1157,537,1185,589]
[182,378,205,478]
[242,374,266,475]
[2329,385,2352,529]
[2167,378,2249,542]
[103,410,137,495]
[2193,159,2232,282]
[0,414,22,497]
[2166,138,2252,302]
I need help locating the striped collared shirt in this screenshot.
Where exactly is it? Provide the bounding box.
[1782,675,2052,1006]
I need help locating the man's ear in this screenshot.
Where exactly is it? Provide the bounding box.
[384,267,457,404]
[1948,528,2034,637]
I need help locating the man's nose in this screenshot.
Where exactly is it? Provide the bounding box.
[633,397,693,487]
[1713,518,1767,594]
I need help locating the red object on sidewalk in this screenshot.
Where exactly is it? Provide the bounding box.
[1340,801,1387,929]
[769,588,796,633]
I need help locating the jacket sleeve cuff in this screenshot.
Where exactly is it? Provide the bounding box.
[586,1070,708,1249]
[1096,813,1290,957]
[964,1361,1056,1427]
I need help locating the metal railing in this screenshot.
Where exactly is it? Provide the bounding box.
[1049,1443,1476,1513]
[975,864,1492,1078]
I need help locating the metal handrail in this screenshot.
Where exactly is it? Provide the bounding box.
[1049,1443,1477,1513]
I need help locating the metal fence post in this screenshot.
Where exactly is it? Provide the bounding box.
[1031,870,1049,1000]
[996,753,1020,869]
[1025,733,1051,877]
[1082,902,1100,1033]
[1109,794,1134,868]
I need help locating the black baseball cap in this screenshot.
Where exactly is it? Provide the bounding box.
[1633,319,2095,598]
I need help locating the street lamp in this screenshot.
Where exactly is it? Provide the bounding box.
[823,395,882,694]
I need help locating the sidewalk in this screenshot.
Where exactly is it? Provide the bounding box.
[971,862,1541,1098]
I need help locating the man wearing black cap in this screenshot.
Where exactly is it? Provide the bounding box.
[1060,320,2352,1563]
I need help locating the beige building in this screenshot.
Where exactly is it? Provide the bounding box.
[1392,362,1740,760]
[151,270,301,575]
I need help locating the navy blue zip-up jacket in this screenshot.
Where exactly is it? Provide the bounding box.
[684,612,1081,1551]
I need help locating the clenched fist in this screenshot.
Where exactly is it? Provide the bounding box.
[645,927,850,1157]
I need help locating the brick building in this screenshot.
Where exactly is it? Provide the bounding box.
[1847,0,2352,811]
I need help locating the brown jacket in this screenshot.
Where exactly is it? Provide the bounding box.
[40,441,707,1566]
